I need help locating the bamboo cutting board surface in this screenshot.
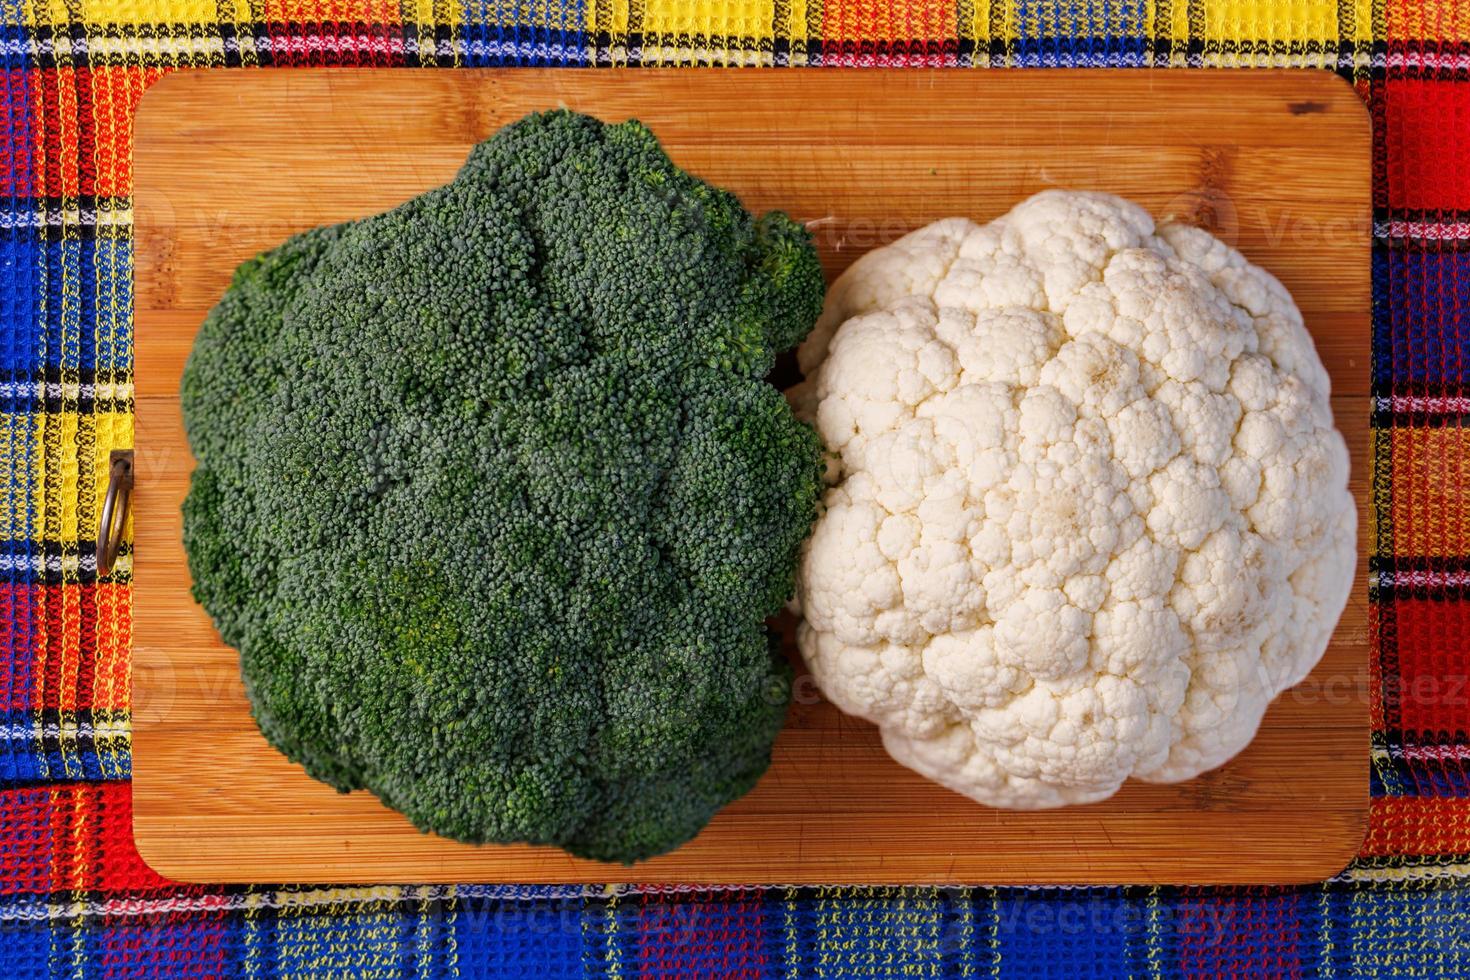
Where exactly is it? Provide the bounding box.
[132,69,1371,885]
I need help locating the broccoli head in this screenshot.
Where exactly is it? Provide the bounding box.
[181,110,826,863]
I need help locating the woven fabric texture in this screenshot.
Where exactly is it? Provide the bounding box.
[2,0,1468,976]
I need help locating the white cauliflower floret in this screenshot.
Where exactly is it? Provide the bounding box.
[795,189,1356,809]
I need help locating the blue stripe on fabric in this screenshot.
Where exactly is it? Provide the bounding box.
[0,47,37,792]
[1373,753,1470,798]
[0,709,131,783]
[454,892,587,978]
[0,15,26,70]
[1012,1,1150,67]
[459,1,589,67]
[993,887,1146,978]
[40,238,92,373]
[91,233,131,379]
[0,917,52,979]
[1373,248,1470,387]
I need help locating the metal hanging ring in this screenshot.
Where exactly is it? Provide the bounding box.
[97,449,134,577]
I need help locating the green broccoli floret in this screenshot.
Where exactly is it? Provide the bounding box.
[180,110,826,863]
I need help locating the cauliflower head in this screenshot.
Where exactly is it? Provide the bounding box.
[793,190,1355,809]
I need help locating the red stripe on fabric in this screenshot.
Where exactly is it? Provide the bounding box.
[1387,0,1470,43]
[92,582,131,713]
[29,62,88,200]
[634,888,768,978]
[40,583,65,715]
[0,787,52,893]
[81,67,158,198]
[820,0,958,65]
[47,784,77,890]
[96,911,229,979]
[2,784,178,892]
[1369,599,1389,732]
[1392,598,1470,738]
[1176,890,1307,980]
[0,584,39,712]
[1,68,33,197]
[1384,78,1470,211]
[1364,797,1470,856]
[10,583,128,713]
[73,583,96,714]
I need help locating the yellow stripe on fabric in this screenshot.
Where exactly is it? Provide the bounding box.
[587,0,629,35]
[1201,0,1340,42]
[786,0,813,58]
[987,888,1001,977]
[1348,0,1376,43]
[11,410,134,544]
[1391,426,1470,559]
[1319,888,1337,978]
[68,785,86,972]
[638,0,774,65]
[442,887,459,980]
[397,0,461,26]
[1145,886,1165,980]
[957,0,986,59]
[784,886,800,980]
[26,0,220,26]
[640,0,774,38]
[1164,0,1191,46]
[605,884,622,980]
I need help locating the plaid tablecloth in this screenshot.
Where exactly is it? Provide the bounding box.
[2,1,1468,977]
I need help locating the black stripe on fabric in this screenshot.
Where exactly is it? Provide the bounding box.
[0,393,131,414]
[951,0,974,67]
[0,368,135,410]
[1151,0,1173,66]
[772,35,792,66]
[215,19,243,68]
[806,38,962,63]
[770,0,790,65]
[59,544,131,588]
[1350,855,1470,877]
[1370,381,1470,400]
[591,29,615,65]
[1371,561,1470,603]
[0,222,131,244]
[1375,729,1470,752]
[1374,237,1470,255]
[0,540,133,586]
[640,32,768,66]
[1184,0,1204,67]
[1375,727,1470,750]
[590,0,613,64]
[987,0,1006,66]
[1376,206,1470,226]
[3,719,132,774]
[1372,556,1470,577]
[0,366,132,387]
[4,194,129,215]
[1371,409,1470,428]
[7,708,131,728]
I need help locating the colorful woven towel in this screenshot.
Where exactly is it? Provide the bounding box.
[3,1,1469,976]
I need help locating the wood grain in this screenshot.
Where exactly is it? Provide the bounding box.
[131,69,1372,885]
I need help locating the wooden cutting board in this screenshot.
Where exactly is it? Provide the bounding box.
[132,68,1371,885]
